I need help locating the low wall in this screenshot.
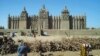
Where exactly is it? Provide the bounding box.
[0,29,31,35]
[43,29,100,36]
[0,29,100,36]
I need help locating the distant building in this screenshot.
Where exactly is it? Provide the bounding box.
[8,5,86,30]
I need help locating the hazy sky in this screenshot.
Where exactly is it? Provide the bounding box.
[0,0,100,29]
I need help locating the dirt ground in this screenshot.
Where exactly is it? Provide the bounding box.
[1,50,100,56]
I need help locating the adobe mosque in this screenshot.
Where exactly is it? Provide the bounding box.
[0,5,100,36]
[8,5,86,30]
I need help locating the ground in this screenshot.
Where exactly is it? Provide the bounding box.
[1,50,100,56]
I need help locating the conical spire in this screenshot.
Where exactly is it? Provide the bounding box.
[62,5,69,13]
[8,14,11,20]
[41,4,46,10]
[43,4,45,9]
[23,6,26,11]
[21,6,27,13]
[64,6,67,10]
[21,6,28,17]
[8,14,10,17]
[63,6,68,11]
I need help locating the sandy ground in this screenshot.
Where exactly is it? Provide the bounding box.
[1,50,100,56]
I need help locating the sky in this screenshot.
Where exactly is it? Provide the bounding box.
[0,0,100,29]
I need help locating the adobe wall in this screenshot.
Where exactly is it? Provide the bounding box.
[0,29,31,35]
[43,29,100,36]
[0,29,100,36]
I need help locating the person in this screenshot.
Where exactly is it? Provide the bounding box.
[18,42,28,56]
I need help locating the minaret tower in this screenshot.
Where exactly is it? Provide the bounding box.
[60,6,70,29]
[39,5,49,29]
[19,7,28,29]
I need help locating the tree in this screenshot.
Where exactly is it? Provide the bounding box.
[0,26,4,29]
